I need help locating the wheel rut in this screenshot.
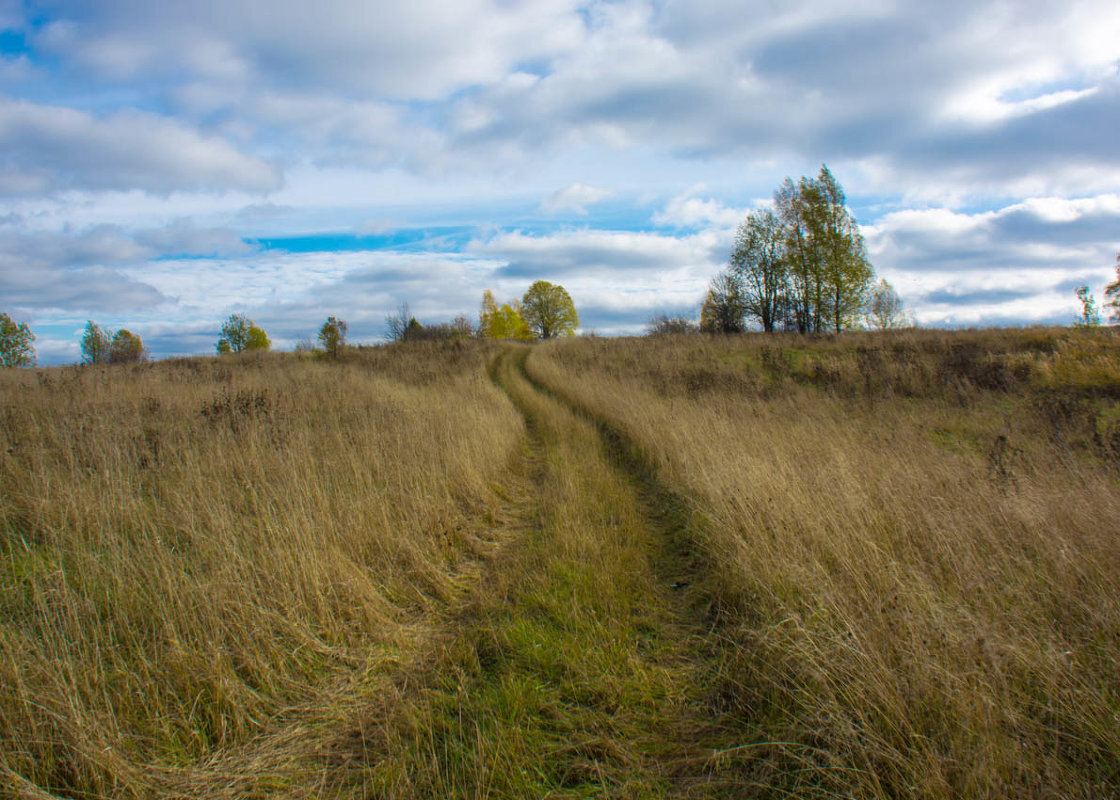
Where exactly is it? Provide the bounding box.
[163,346,756,799]
[325,345,755,798]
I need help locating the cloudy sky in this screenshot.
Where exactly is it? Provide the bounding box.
[2,0,1118,363]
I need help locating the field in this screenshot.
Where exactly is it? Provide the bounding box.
[1,328,1119,798]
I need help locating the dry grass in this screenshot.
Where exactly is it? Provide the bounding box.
[529,327,1120,798]
[4,328,1119,799]
[0,342,523,797]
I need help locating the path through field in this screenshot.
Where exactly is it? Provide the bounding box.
[321,345,756,798]
[112,345,767,800]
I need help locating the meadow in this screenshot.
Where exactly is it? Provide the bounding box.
[1,328,1118,798]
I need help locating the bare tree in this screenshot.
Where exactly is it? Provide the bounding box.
[385,302,411,342]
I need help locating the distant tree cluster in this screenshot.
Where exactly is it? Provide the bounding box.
[0,312,36,367]
[81,321,147,365]
[646,315,699,335]
[386,280,580,343]
[1074,252,1120,328]
[704,165,882,334]
[217,314,270,353]
[384,302,474,342]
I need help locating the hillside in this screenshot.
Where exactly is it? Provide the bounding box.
[2,328,1118,798]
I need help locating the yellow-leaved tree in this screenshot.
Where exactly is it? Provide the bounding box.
[479,290,533,340]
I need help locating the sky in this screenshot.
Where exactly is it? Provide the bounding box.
[1,0,1118,364]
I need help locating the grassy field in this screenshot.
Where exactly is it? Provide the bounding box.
[529,327,1120,798]
[1,328,1118,798]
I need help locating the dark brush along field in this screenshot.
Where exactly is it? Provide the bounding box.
[1,327,1118,799]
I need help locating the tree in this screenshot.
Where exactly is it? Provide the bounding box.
[771,165,874,333]
[451,314,474,338]
[479,290,533,340]
[730,208,787,332]
[809,166,874,332]
[1104,253,1120,324]
[521,281,579,339]
[81,321,112,364]
[700,271,747,334]
[246,325,270,351]
[386,302,411,342]
[403,317,424,341]
[109,329,147,364]
[868,279,908,330]
[218,314,269,353]
[647,314,699,335]
[1075,285,1101,328]
[318,316,348,358]
[0,312,35,368]
[774,176,816,333]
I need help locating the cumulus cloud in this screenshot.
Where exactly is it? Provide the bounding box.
[0,219,258,313]
[31,0,587,99]
[540,183,614,214]
[0,97,281,196]
[652,186,746,229]
[865,193,1120,325]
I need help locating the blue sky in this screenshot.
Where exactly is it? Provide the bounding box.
[1,0,1118,363]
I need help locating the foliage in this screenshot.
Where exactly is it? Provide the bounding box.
[479,290,533,341]
[868,278,908,329]
[646,314,699,335]
[109,329,147,364]
[700,271,747,333]
[218,314,269,353]
[0,311,35,368]
[246,325,270,351]
[520,280,579,339]
[318,316,348,358]
[709,166,875,335]
[1104,253,1120,324]
[81,321,112,364]
[730,208,788,332]
[1075,285,1101,328]
[776,165,874,332]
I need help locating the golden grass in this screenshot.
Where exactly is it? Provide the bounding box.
[3,328,1118,798]
[528,327,1120,798]
[0,343,523,796]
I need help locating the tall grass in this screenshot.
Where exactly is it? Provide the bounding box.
[529,327,1120,797]
[0,343,522,796]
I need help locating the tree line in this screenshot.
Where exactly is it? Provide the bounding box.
[385,280,579,343]
[4,203,1120,367]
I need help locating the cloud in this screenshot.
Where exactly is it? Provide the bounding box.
[652,186,746,229]
[32,0,587,99]
[133,219,254,257]
[864,193,1120,325]
[541,183,614,214]
[4,0,1120,353]
[0,97,281,196]
[472,227,728,280]
[0,219,259,313]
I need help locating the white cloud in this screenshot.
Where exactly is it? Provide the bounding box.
[864,193,1120,325]
[652,186,746,229]
[540,183,614,214]
[0,97,281,195]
